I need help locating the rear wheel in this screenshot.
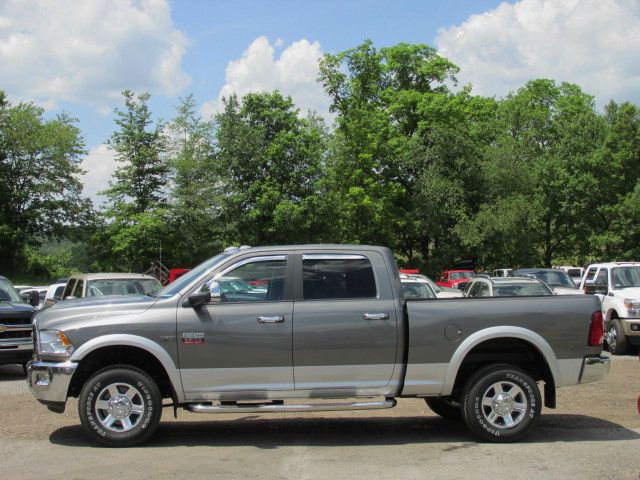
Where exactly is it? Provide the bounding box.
[462,365,541,442]
[78,365,162,447]
[425,397,462,420]
[605,319,628,355]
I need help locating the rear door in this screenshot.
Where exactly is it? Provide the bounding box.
[292,250,399,393]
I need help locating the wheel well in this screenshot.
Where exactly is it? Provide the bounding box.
[68,346,175,400]
[451,338,556,408]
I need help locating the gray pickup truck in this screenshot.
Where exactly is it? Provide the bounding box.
[27,245,610,447]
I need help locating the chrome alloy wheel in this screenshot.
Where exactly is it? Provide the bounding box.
[95,382,145,432]
[481,381,528,429]
[605,326,617,351]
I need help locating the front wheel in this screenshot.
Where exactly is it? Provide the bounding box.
[462,365,541,442]
[78,365,162,447]
[605,319,628,355]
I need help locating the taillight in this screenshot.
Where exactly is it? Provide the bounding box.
[588,310,604,346]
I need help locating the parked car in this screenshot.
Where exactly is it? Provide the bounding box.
[511,268,582,295]
[464,276,553,297]
[436,270,474,289]
[28,244,608,447]
[0,275,38,367]
[579,262,640,355]
[43,282,67,309]
[61,273,161,300]
[400,274,437,300]
[555,266,584,286]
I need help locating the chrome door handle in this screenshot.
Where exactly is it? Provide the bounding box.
[363,313,390,320]
[257,316,285,323]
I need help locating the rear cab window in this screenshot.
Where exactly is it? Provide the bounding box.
[62,280,76,299]
[301,256,377,300]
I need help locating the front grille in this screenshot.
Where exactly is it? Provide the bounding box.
[0,316,32,326]
[0,330,32,340]
[0,317,33,341]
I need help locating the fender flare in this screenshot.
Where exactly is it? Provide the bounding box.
[70,334,185,403]
[441,326,560,396]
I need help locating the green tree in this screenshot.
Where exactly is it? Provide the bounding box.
[164,95,223,267]
[0,93,89,275]
[99,91,168,271]
[215,91,328,246]
[319,41,495,273]
[458,80,604,268]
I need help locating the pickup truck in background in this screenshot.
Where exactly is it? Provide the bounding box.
[580,262,640,355]
[0,275,38,368]
[437,269,475,289]
[27,245,609,447]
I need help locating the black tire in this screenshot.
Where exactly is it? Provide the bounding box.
[461,364,541,443]
[78,365,162,447]
[425,397,462,420]
[606,319,628,355]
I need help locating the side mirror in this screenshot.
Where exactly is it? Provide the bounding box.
[29,290,39,307]
[188,290,211,308]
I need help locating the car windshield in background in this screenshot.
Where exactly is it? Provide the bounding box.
[0,278,24,302]
[611,266,640,289]
[402,282,436,300]
[87,278,161,297]
[494,283,553,296]
[567,269,582,278]
[450,272,473,280]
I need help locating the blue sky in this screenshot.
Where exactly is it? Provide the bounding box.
[1,0,639,201]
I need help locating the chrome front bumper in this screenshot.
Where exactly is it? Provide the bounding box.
[579,354,610,384]
[26,360,78,408]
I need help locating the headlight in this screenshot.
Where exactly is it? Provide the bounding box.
[623,299,640,315]
[38,329,75,357]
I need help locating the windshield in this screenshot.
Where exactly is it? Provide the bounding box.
[494,283,553,296]
[402,282,436,300]
[611,267,640,289]
[519,270,575,288]
[87,278,161,297]
[0,278,24,302]
[156,254,229,298]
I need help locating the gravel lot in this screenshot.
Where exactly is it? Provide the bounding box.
[1,355,638,480]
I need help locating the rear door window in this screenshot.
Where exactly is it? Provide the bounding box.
[302,256,377,300]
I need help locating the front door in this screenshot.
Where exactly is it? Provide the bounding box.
[177,254,293,400]
[292,251,399,394]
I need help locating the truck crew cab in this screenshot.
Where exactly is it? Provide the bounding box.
[28,245,609,446]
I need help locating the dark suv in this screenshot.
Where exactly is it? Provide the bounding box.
[0,275,38,367]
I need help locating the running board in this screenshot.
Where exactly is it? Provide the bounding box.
[185,399,396,414]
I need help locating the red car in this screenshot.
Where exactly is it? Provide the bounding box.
[436,270,475,289]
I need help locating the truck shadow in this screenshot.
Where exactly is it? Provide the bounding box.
[49,414,639,448]
[0,364,25,379]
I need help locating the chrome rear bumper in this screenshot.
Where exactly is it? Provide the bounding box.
[579,354,610,384]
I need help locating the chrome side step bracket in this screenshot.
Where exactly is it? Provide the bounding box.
[185,399,396,414]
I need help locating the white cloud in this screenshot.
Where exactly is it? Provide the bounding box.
[201,36,331,119]
[436,0,640,106]
[81,144,117,203]
[0,0,190,110]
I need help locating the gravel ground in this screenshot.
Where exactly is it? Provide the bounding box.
[0,355,638,480]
